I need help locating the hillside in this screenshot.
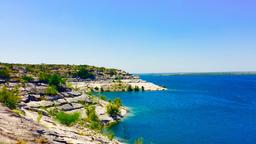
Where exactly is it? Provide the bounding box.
[0,62,165,144]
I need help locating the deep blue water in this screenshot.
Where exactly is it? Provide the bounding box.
[99,75,256,144]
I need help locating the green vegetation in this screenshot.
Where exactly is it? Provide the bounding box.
[100,95,107,100]
[39,73,65,93]
[75,67,95,79]
[127,85,142,92]
[94,86,99,91]
[12,109,26,116]
[134,86,140,91]
[46,85,58,95]
[39,72,49,83]
[0,68,10,80]
[47,107,59,116]
[113,97,122,107]
[127,85,133,91]
[40,73,65,87]
[0,63,131,84]
[37,111,43,123]
[22,75,34,83]
[107,98,122,117]
[55,111,80,126]
[66,82,73,89]
[86,105,102,130]
[0,86,20,109]
[103,130,115,140]
[48,74,65,87]
[134,137,144,144]
[107,68,117,76]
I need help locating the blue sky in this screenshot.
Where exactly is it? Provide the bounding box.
[0,0,256,73]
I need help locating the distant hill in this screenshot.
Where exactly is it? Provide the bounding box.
[141,72,256,76]
[0,62,134,82]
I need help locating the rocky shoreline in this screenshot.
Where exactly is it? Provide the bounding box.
[70,79,166,92]
[0,63,164,144]
[1,81,128,144]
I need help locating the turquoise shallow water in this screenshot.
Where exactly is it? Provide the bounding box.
[98,74,256,144]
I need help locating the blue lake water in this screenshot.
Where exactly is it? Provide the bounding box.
[98,74,256,144]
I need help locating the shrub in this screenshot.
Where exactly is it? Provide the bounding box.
[127,85,133,91]
[39,73,65,91]
[22,76,34,83]
[100,95,107,100]
[56,111,80,126]
[86,105,100,122]
[46,85,58,95]
[12,109,26,116]
[104,131,115,140]
[94,87,99,91]
[48,74,64,87]
[89,121,102,130]
[107,97,122,117]
[75,67,95,79]
[106,102,120,117]
[86,105,102,130]
[39,72,49,83]
[0,68,10,80]
[0,86,20,109]
[113,97,122,107]
[107,69,116,76]
[47,107,59,116]
[134,86,140,91]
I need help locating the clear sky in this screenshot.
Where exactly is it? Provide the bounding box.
[0,0,256,73]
